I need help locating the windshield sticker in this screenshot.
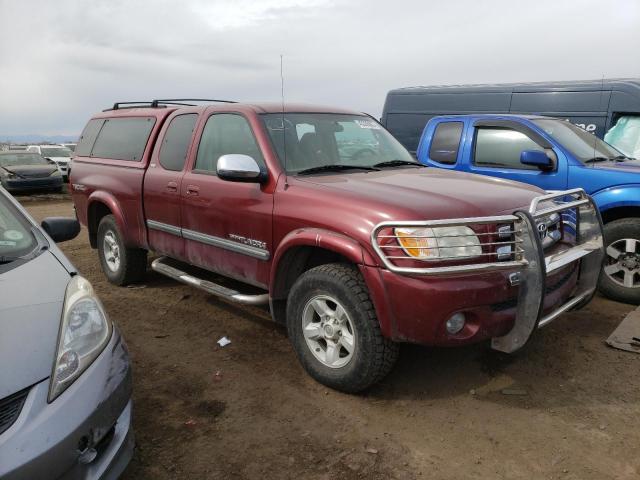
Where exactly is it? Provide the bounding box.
[355,120,381,130]
[0,240,17,246]
[4,230,24,241]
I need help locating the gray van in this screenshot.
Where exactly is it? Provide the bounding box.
[382,78,640,155]
[0,187,133,479]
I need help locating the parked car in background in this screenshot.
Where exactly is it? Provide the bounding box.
[61,142,77,153]
[382,78,640,156]
[417,114,640,303]
[0,186,133,479]
[69,99,603,392]
[0,151,63,192]
[26,145,73,180]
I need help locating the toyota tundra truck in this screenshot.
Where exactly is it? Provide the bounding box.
[69,99,605,392]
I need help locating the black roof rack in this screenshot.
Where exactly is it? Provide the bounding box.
[105,98,237,111]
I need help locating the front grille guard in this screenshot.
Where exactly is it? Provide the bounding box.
[371,188,604,353]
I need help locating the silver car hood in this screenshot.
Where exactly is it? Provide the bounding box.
[0,251,70,398]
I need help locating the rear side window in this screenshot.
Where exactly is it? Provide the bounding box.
[194,114,264,173]
[474,128,543,170]
[429,122,463,164]
[159,114,198,171]
[91,117,155,161]
[75,119,105,157]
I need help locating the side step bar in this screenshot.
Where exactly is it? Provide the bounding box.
[151,257,269,306]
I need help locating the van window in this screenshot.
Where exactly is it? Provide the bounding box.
[474,128,543,170]
[76,119,105,157]
[159,114,197,171]
[194,114,264,173]
[604,115,640,159]
[429,122,463,164]
[91,117,155,161]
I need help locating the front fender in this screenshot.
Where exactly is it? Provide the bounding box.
[271,228,377,276]
[271,228,394,338]
[591,184,640,212]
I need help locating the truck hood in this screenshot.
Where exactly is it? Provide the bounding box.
[592,160,640,175]
[0,251,70,398]
[295,168,544,219]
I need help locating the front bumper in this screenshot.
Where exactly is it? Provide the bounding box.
[370,189,605,352]
[0,326,134,480]
[1,176,64,192]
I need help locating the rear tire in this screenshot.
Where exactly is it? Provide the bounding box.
[286,263,399,393]
[598,218,640,305]
[97,214,147,286]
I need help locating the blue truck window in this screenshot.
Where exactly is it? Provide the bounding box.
[474,128,544,170]
[429,122,463,164]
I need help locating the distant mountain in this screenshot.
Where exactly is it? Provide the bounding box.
[0,134,79,144]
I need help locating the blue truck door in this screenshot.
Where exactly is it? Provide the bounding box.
[464,119,568,191]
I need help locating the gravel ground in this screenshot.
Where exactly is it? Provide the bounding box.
[19,194,640,480]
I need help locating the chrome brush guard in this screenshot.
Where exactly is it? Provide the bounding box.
[371,188,604,353]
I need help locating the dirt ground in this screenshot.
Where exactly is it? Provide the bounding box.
[19,193,640,480]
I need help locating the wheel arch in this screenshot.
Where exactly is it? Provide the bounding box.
[87,192,126,248]
[269,229,379,324]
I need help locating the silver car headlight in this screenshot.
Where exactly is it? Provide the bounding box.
[395,226,482,260]
[48,276,112,402]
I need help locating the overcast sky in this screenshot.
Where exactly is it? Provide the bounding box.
[0,0,638,137]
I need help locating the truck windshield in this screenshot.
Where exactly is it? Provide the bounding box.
[0,195,37,264]
[532,119,627,163]
[261,113,417,174]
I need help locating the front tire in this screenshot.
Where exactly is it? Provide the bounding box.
[599,218,640,304]
[97,214,147,286]
[286,263,399,393]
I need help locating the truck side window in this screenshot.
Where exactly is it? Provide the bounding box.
[194,114,265,173]
[429,122,463,164]
[91,117,156,161]
[159,114,197,171]
[76,119,105,157]
[474,127,544,170]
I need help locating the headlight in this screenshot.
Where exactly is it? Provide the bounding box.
[49,276,112,401]
[395,226,482,260]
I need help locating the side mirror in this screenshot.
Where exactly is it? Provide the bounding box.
[41,217,80,243]
[217,154,266,183]
[520,150,553,171]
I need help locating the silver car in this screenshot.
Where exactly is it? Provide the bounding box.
[0,187,133,479]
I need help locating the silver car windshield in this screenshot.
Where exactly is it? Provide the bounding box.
[40,147,71,158]
[261,113,417,173]
[0,195,37,262]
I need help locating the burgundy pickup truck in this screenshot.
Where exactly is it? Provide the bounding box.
[70,99,604,392]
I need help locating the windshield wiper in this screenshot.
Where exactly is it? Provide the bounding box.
[0,256,19,265]
[611,155,635,162]
[296,164,381,175]
[584,156,610,164]
[373,159,423,168]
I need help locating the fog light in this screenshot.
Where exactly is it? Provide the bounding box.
[446,313,466,334]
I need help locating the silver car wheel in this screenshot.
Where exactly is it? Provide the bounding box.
[103,231,121,272]
[604,238,640,288]
[301,295,356,369]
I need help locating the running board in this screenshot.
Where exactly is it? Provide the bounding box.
[151,257,269,306]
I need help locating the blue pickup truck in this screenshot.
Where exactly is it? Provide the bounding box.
[417,114,639,304]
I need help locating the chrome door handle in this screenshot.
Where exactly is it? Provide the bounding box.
[166,181,178,192]
[186,185,200,196]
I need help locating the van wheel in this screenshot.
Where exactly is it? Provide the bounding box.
[599,219,640,305]
[286,263,399,393]
[97,215,147,286]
